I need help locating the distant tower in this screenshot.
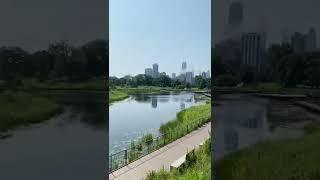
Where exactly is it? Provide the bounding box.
[182,61,187,71]
[228,1,244,26]
[152,63,159,78]
[306,27,317,51]
[226,1,244,39]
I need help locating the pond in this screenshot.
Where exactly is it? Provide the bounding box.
[213,94,307,160]
[109,91,204,155]
[0,91,107,180]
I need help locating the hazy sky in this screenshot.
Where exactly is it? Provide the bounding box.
[213,0,320,45]
[110,0,211,77]
[0,0,107,52]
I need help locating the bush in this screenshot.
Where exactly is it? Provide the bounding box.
[214,74,240,87]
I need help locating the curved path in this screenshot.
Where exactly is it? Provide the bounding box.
[108,122,211,180]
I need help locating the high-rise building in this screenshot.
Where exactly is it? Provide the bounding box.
[241,32,266,73]
[152,63,159,78]
[228,1,244,26]
[206,70,210,78]
[145,68,153,77]
[202,72,207,78]
[291,32,306,52]
[186,72,194,84]
[172,73,176,79]
[305,27,317,51]
[182,62,187,71]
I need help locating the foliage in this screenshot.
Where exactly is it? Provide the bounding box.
[214,74,240,87]
[146,138,211,180]
[0,91,62,133]
[129,141,136,162]
[109,74,210,90]
[0,39,108,85]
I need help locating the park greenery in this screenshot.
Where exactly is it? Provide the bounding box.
[124,102,211,164]
[216,121,320,180]
[147,137,211,180]
[0,39,107,90]
[109,73,211,90]
[0,91,62,135]
[213,42,320,89]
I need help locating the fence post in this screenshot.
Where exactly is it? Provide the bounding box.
[110,155,113,171]
[124,150,128,165]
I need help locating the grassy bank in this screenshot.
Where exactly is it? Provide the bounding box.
[160,102,211,134]
[109,90,129,103]
[16,78,106,91]
[147,137,211,180]
[216,121,320,180]
[110,102,211,171]
[0,91,63,134]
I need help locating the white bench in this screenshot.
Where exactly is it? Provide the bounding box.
[170,154,186,171]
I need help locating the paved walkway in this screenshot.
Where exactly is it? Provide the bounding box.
[109,122,211,180]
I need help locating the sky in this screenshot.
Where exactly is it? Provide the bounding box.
[0,0,107,51]
[212,0,320,45]
[110,0,211,77]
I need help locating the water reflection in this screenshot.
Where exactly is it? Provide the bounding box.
[109,92,203,154]
[0,92,106,180]
[213,94,303,160]
[152,97,158,108]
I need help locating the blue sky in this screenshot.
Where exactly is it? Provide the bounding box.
[110,0,211,77]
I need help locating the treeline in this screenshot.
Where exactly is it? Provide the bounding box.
[0,40,108,86]
[213,43,320,88]
[109,74,211,89]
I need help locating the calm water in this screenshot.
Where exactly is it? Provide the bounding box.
[213,94,305,160]
[0,92,107,180]
[109,92,203,155]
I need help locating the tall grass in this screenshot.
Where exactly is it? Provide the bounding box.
[216,121,320,180]
[147,137,211,180]
[109,90,129,103]
[0,91,63,133]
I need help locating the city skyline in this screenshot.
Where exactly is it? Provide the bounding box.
[110,0,211,77]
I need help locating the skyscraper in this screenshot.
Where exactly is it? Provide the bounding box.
[228,1,244,26]
[305,27,317,51]
[241,33,266,73]
[182,62,187,71]
[291,32,306,52]
[226,1,244,38]
[172,73,176,79]
[186,71,194,84]
[152,63,159,78]
[145,68,153,77]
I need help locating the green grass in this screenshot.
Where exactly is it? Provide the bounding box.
[160,102,211,135]
[19,78,106,91]
[109,90,129,103]
[147,137,211,180]
[0,91,63,134]
[216,121,320,180]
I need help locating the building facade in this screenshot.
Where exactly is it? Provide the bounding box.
[241,32,266,73]
[145,68,153,77]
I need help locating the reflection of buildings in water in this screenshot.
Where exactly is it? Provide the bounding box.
[224,127,239,151]
[158,97,170,103]
[151,97,158,108]
[180,102,185,110]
